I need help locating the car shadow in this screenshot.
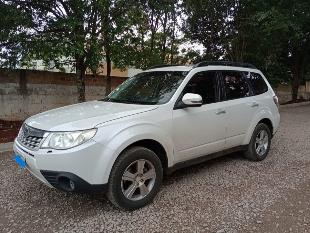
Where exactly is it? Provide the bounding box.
[163,151,246,185]
[30,151,247,213]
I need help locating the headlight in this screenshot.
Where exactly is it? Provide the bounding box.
[41,128,97,150]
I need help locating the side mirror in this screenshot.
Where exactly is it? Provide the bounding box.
[182,93,203,107]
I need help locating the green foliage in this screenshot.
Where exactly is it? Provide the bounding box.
[1,0,186,71]
[0,1,34,67]
[183,0,310,95]
[1,0,309,101]
[112,0,184,69]
[0,0,136,101]
[183,0,238,60]
[251,0,310,94]
[1,1,97,70]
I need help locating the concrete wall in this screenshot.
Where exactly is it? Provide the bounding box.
[22,59,142,77]
[0,69,126,121]
[275,81,310,104]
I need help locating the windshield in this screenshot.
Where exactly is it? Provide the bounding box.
[103,71,188,105]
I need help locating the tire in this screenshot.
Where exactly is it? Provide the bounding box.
[107,146,163,210]
[244,123,272,161]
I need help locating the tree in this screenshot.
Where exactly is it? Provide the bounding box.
[112,0,183,70]
[97,0,131,95]
[183,0,236,60]
[1,0,189,100]
[0,0,133,101]
[1,0,106,102]
[254,0,310,100]
[0,1,33,68]
[183,0,310,100]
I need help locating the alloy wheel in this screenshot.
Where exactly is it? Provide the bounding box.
[121,159,156,201]
[255,129,269,156]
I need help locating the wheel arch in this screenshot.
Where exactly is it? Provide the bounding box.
[95,123,175,184]
[258,118,273,135]
[243,109,275,145]
[120,139,169,174]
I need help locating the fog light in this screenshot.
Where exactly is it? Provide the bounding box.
[58,177,75,191]
[69,180,75,190]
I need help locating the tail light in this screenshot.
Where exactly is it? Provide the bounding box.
[273,95,279,109]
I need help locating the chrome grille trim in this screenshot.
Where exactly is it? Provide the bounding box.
[17,124,46,151]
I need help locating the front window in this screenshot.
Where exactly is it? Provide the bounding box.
[183,71,217,104]
[103,71,188,105]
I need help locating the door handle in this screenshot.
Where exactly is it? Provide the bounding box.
[251,102,259,108]
[216,109,226,115]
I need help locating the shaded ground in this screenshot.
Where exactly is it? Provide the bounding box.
[0,104,310,233]
[282,99,310,105]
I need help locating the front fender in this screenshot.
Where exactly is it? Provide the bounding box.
[93,122,174,184]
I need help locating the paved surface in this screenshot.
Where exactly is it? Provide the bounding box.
[1,104,310,233]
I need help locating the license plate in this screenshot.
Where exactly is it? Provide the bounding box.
[14,154,27,168]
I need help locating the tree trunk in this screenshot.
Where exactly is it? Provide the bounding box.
[170,38,174,64]
[102,1,112,96]
[170,10,176,64]
[150,9,155,53]
[141,30,145,67]
[291,64,300,102]
[76,58,86,102]
[291,51,305,102]
[150,13,159,54]
[105,50,112,96]
[161,12,168,62]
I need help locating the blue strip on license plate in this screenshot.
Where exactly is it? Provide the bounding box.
[14,154,26,168]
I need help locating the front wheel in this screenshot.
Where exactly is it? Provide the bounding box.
[107,146,163,210]
[244,123,272,161]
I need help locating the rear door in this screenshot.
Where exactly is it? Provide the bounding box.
[219,70,259,148]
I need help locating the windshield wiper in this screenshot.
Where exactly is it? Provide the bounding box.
[128,100,158,105]
[101,97,122,103]
[101,97,128,103]
[101,97,157,105]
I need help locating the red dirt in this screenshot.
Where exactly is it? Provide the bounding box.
[0,120,23,143]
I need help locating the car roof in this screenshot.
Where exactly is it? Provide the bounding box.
[145,65,261,74]
[145,66,192,72]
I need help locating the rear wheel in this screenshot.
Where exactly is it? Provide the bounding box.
[245,123,271,161]
[107,146,163,210]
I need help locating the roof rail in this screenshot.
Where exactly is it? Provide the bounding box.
[146,64,184,70]
[193,61,257,69]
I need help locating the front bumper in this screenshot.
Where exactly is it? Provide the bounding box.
[13,139,110,192]
[13,141,52,187]
[40,170,107,192]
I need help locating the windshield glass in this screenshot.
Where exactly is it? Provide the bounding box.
[103,71,188,105]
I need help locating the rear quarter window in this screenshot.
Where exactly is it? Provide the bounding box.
[246,72,268,95]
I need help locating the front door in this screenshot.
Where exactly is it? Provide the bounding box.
[172,71,227,162]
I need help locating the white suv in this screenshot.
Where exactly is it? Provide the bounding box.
[13,62,280,210]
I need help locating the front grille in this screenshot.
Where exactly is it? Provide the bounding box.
[18,124,46,151]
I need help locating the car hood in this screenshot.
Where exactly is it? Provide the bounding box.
[25,100,158,131]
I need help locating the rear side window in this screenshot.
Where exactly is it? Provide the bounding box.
[246,72,268,95]
[222,71,251,100]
